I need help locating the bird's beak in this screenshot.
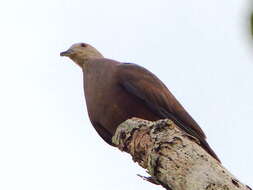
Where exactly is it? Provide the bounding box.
[60,49,74,57]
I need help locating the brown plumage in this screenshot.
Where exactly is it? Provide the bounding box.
[60,42,220,162]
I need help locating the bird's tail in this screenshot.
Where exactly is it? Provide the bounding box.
[199,138,221,163]
[171,117,221,162]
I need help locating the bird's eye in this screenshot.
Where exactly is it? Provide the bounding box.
[80,43,87,47]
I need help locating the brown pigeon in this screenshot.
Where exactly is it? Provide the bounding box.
[60,42,220,162]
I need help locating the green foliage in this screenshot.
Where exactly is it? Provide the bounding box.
[251,13,253,37]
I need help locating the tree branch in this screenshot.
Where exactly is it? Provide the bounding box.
[112,118,251,190]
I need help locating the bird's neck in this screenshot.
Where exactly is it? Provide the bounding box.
[72,54,104,69]
[72,57,89,68]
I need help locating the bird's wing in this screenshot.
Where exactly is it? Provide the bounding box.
[117,63,220,161]
[117,63,206,140]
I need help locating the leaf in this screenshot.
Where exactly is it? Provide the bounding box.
[251,13,253,37]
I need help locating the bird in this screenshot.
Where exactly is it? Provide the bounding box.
[60,42,220,162]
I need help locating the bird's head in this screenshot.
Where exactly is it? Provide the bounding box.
[60,43,104,67]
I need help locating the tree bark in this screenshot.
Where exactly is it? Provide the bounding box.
[112,118,251,190]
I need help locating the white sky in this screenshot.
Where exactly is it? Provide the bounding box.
[0,0,252,189]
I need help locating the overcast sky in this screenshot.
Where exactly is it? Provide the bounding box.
[0,0,252,189]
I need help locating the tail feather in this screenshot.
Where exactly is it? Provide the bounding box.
[199,138,221,162]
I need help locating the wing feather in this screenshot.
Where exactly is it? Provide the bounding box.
[117,63,206,139]
[117,63,220,162]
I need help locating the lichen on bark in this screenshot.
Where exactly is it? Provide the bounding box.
[112,118,251,190]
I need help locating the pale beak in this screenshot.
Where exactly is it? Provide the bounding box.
[60,49,74,57]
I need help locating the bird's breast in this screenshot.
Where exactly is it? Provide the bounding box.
[84,79,158,135]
